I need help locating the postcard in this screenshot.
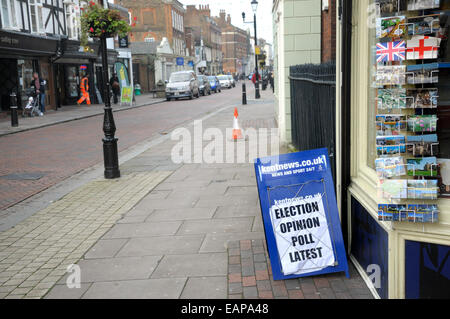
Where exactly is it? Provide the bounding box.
[376,0,407,14]
[376,65,406,86]
[377,135,406,155]
[379,179,408,199]
[407,134,438,143]
[378,88,407,109]
[376,114,406,136]
[406,63,439,84]
[407,204,439,223]
[377,16,406,39]
[406,89,438,109]
[376,156,406,178]
[407,36,440,60]
[407,15,440,36]
[407,179,438,199]
[407,0,440,11]
[407,157,438,177]
[407,115,438,132]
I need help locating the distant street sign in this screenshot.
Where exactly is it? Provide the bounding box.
[176,57,184,66]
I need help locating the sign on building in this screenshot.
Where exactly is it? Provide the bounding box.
[254,148,349,280]
[176,57,184,66]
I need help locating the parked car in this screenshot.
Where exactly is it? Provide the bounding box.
[208,76,221,93]
[197,75,211,96]
[228,74,236,88]
[218,75,232,89]
[165,71,200,101]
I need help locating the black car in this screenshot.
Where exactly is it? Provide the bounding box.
[197,75,211,96]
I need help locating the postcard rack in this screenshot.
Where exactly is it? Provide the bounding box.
[373,0,444,224]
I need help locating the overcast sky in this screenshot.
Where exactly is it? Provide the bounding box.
[180,0,273,44]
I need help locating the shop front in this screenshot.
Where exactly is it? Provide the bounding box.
[337,0,450,299]
[0,30,58,113]
[54,39,118,106]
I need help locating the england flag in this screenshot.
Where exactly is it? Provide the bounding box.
[376,41,406,63]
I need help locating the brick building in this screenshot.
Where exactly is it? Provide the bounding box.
[321,0,336,62]
[184,4,222,75]
[119,0,186,57]
[214,10,250,75]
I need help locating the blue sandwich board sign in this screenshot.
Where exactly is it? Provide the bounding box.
[254,148,349,280]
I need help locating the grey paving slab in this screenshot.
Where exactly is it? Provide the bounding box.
[102,221,182,239]
[84,239,129,259]
[176,217,254,235]
[180,276,227,299]
[151,253,228,278]
[82,278,187,299]
[199,232,266,253]
[252,216,264,232]
[195,195,258,208]
[213,206,260,219]
[134,197,197,210]
[116,235,204,257]
[146,207,217,222]
[44,283,91,299]
[58,255,162,283]
[225,186,257,196]
[154,180,212,191]
[124,207,154,217]
[117,214,149,224]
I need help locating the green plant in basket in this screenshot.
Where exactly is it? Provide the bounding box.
[80,0,130,47]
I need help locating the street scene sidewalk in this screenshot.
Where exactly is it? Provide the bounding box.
[0,87,374,299]
[0,94,165,137]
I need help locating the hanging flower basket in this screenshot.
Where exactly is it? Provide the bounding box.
[80,1,130,46]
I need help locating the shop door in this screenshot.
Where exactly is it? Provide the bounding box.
[0,59,18,111]
[64,65,80,105]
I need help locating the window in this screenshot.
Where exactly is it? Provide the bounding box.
[29,0,44,33]
[65,3,79,39]
[1,0,18,29]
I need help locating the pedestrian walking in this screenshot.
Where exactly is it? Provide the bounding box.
[110,73,121,104]
[269,72,274,93]
[77,73,91,106]
[251,70,261,89]
[30,72,47,115]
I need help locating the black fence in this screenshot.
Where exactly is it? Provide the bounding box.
[289,62,336,182]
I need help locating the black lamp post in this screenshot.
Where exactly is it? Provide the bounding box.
[242,0,260,99]
[100,35,120,179]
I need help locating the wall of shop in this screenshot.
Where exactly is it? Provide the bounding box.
[272,0,321,147]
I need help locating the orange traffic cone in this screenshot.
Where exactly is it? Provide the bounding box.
[232,107,243,141]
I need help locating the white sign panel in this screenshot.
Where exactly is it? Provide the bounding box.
[270,195,335,276]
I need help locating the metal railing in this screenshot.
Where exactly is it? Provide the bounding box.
[289,62,336,182]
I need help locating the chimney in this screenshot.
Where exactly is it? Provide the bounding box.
[199,3,210,17]
[219,9,225,21]
[227,14,231,24]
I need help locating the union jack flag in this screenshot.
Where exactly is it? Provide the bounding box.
[376,41,406,63]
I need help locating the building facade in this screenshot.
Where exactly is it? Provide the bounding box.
[184,4,222,75]
[0,0,126,114]
[214,10,250,75]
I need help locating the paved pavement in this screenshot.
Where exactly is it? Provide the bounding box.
[0,94,165,137]
[0,85,374,299]
[227,239,373,299]
[0,87,241,212]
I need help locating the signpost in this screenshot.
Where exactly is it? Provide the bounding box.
[254,148,349,280]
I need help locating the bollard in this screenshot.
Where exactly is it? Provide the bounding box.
[242,82,247,105]
[10,92,18,127]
